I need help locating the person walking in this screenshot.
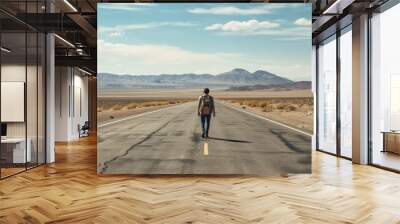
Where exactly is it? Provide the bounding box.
[198,88,216,138]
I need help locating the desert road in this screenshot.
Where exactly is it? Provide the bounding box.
[98,101,311,175]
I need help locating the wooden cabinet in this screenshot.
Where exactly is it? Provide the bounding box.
[382,132,400,154]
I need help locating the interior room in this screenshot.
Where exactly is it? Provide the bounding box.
[0,9,46,178]
[370,2,400,171]
[0,0,96,179]
[54,66,90,141]
[0,0,400,223]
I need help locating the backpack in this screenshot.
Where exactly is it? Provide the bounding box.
[200,95,212,115]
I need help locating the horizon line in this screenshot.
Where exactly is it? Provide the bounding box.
[97,68,311,81]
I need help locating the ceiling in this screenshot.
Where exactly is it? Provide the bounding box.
[311,0,390,43]
[1,0,394,72]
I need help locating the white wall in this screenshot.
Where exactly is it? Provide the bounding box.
[72,73,89,138]
[55,67,89,141]
[55,66,70,141]
[1,64,25,125]
[1,65,27,138]
[1,63,46,164]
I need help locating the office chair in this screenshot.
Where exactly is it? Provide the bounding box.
[79,121,90,138]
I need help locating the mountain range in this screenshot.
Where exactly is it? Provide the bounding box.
[98,68,299,89]
[228,81,311,91]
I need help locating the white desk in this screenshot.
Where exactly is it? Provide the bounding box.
[1,138,31,163]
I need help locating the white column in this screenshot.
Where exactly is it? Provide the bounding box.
[352,14,369,164]
[46,33,55,163]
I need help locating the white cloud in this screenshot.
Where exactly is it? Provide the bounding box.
[109,32,123,37]
[187,4,305,15]
[98,3,155,12]
[188,6,271,15]
[294,18,311,26]
[222,26,310,37]
[205,20,280,32]
[205,19,310,39]
[99,22,196,33]
[132,3,156,6]
[98,40,245,75]
[205,24,223,31]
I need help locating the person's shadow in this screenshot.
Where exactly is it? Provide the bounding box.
[206,137,251,143]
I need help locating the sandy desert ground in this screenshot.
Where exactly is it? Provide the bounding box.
[99,89,312,100]
[98,89,313,132]
[223,98,313,133]
[98,99,192,124]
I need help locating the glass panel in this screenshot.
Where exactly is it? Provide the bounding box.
[1,30,27,177]
[312,45,317,150]
[26,0,39,169]
[0,9,2,179]
[0,18,2,178]
[340,28,352,158]
[371,4,400,171]
[317,36,337,154]
[27,31,38,169]
[0,1,46,178]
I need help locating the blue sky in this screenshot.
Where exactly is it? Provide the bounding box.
[98,3,311,81]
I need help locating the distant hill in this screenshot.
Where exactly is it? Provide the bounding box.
[98,68,295,90]
[228,81,311,91]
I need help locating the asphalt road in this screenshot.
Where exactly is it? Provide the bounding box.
[98,101,311,175]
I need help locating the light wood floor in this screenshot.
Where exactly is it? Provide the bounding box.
[0,135,400,224]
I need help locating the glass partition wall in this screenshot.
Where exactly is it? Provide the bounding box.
[370,3,400,171]
[0,30,27,177]
[0,3,46,179]
[316,26,352,159]
[315,1,400,171]
[317,35,337,154]
[339,26,352,159]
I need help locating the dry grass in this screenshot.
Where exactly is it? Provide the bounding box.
[228,98,313,113]
[97,89,312,113]
[226,97,313,133]
[97,90,314,132]
[97,99,191,113]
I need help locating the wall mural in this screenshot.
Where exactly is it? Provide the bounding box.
[97,3,313,175]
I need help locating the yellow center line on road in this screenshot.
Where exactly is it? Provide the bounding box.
[203,143,209,155]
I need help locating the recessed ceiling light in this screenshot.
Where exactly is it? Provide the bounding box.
[78,67,92,76]
[1,47,11,53]
[323,0,354,15]
[54,34,75,48]
[63,0,78,12]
